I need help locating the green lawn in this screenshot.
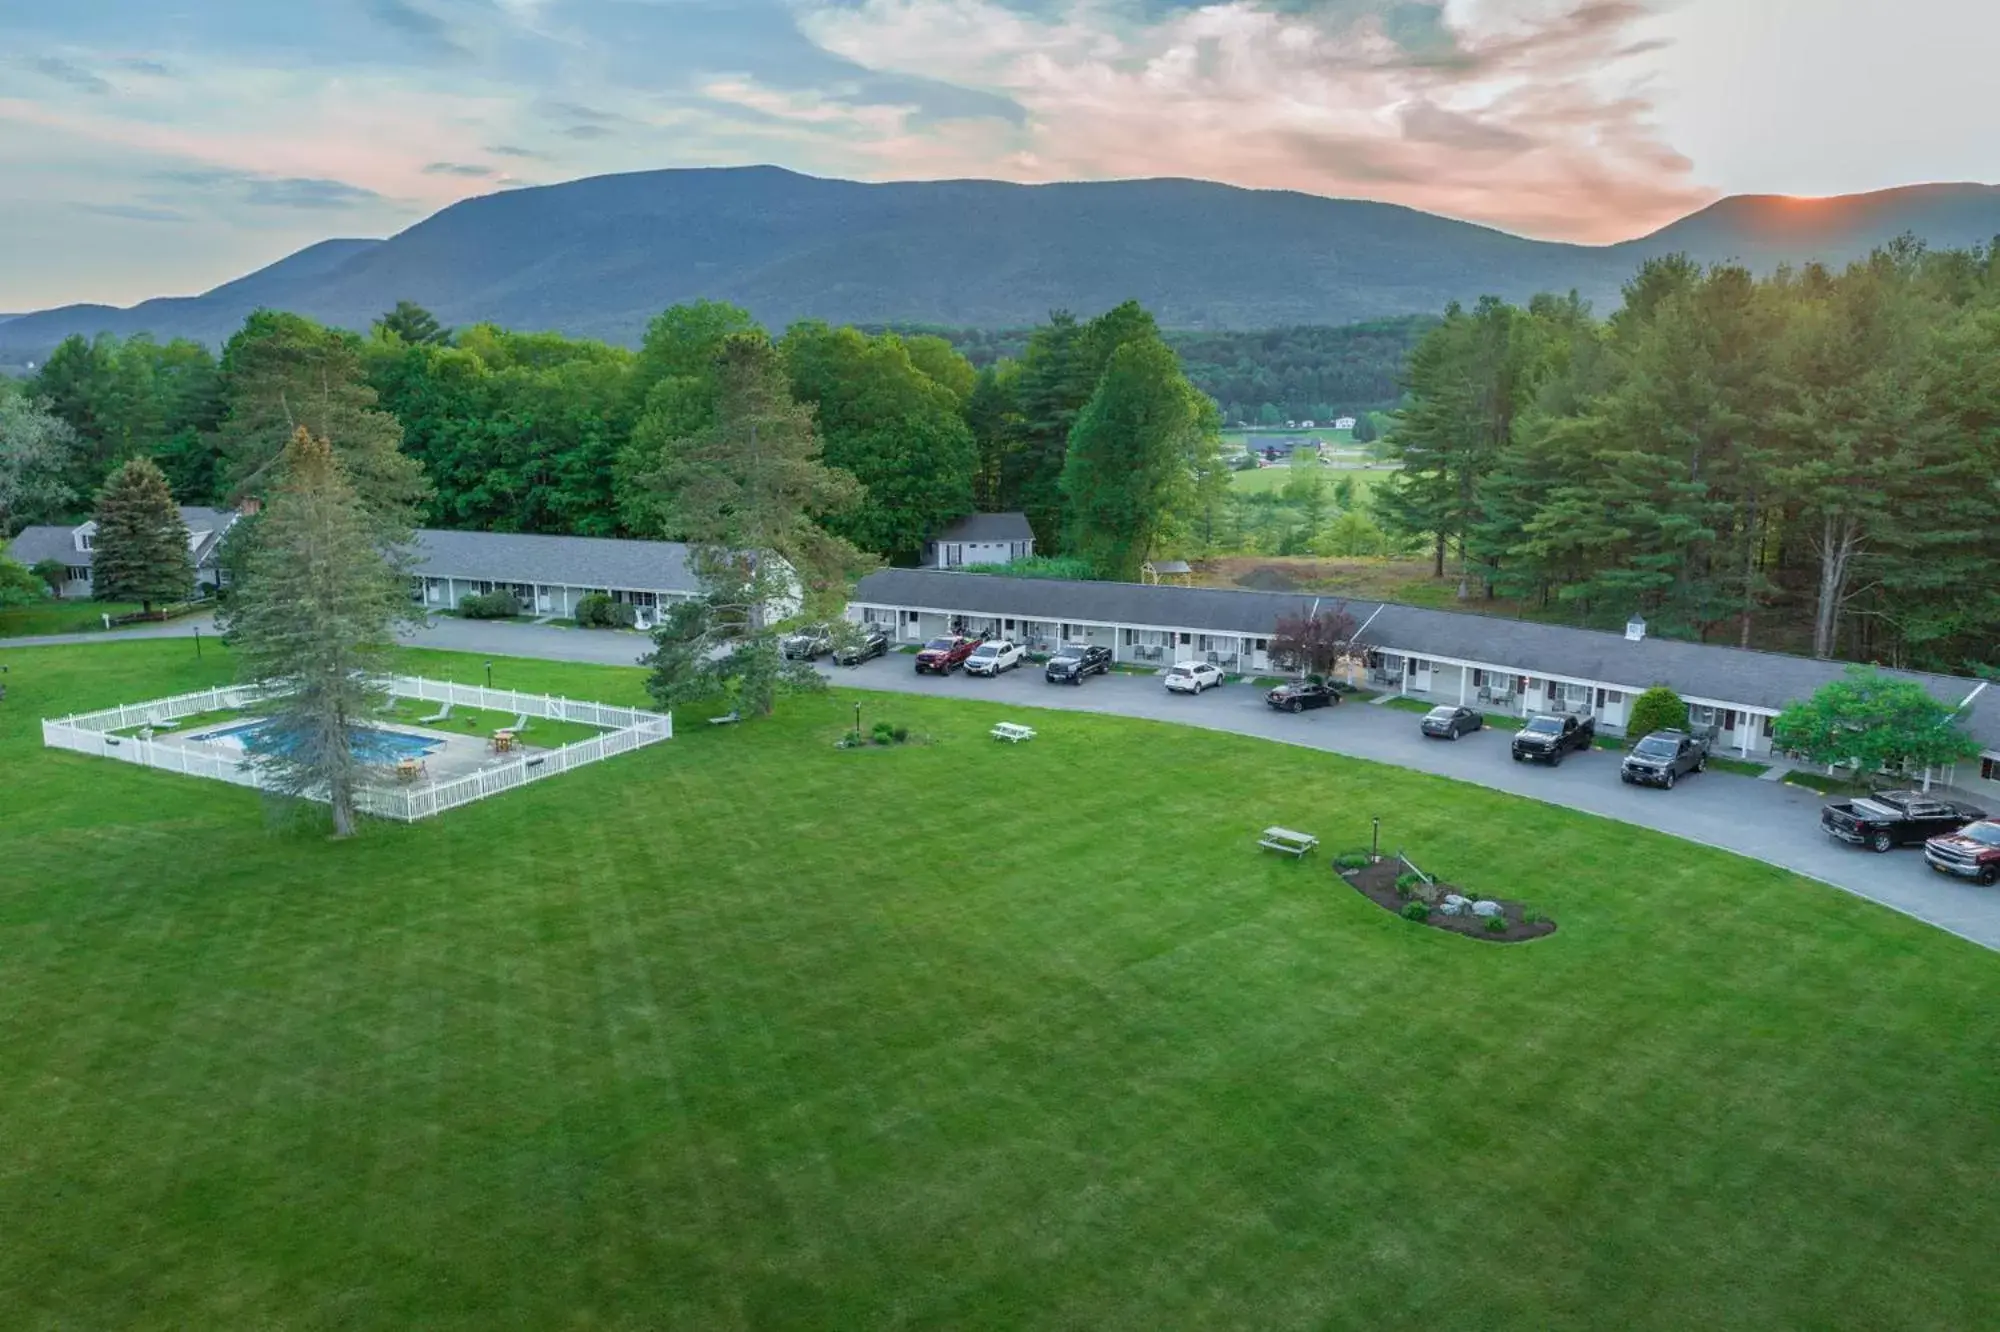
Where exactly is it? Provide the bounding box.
[3,642,1999,1328]
[1228,461,1396,497]
[0,598,145,637]
[380,697,608,748]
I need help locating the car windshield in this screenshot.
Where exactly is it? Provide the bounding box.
[1057,645,1086,657]
[1426,707,1455,720]
[1525,718,1561,734]
[1635,738,1677,758]
[1169,666,1191,676]
[923,638,954,651]
[1962,823,2000,846]
[970,644,998,657]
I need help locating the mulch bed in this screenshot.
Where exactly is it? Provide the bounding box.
[1340,858,1557,943]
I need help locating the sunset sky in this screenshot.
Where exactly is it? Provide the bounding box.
[1,0,1993,310]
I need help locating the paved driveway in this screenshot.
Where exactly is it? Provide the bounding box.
[13,616,1999,952]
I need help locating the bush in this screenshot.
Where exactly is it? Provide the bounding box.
[1393,871,1426,898]
[575,594,639,629]
[1521,908,1545,925]
[871,721,896,745]
[891,725,909,744]
[458,590,521,619]
[1485,914,1510,934]
[1334,851,1372,870]
[1627,685,1689,740]
[1401,901,1430,922]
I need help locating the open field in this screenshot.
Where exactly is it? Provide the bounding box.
[4,641,2000,1328]
[1226,461,1397,497]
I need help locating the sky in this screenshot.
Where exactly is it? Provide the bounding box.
[1,0,1994,310]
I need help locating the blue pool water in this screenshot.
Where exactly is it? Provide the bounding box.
[190,720,441,761]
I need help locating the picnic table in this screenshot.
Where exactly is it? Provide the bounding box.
[395,756,428,783]
[491,729,517,754]
[990,722,1037,743]
[1258,826,1319,858]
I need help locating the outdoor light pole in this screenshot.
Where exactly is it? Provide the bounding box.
[485,661,493,690]
[1371,816,1380,861]
[192,626,201,660]
[854,701,862,741]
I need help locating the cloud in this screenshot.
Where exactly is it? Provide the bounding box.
[486,143,541,158]
[117,58,174,77]
[31,56,112,95]
[547,100,619,123]
[72,201,189,223]
[793,0,1714,241]
[156,166,384,210]
[364,0,470,58]
[561,124,615,140]
[422,160,496,176]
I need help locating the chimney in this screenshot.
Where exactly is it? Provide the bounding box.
[239,496,262,517]
[1625,614,1647,642]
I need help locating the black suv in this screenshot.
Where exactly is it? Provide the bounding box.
[832,627,890,666]
[1045,643,1113,684]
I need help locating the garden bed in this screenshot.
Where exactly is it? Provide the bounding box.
[1338,856,1556,943]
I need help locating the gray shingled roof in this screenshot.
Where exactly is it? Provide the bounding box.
[851,569,2000,748]
[411,528,700,594]
[7,507,236,570]
[929,512,1034,544]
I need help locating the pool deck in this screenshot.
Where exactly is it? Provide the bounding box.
[148,717,548,786]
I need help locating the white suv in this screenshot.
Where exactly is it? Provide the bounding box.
[963,639,1026,676]
[1164,661,1225,694]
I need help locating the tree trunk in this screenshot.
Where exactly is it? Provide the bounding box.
[1812,513,1862,659]
[1738,490,1759,649]
[330,784,355,838]
[1432,533,1445,579]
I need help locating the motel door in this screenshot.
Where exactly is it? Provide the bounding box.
[536,586,553,614]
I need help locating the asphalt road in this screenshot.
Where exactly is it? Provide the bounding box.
[13,615,2000,953]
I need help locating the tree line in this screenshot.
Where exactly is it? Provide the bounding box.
[1376,241,2000,672]
[1,298,1220,582]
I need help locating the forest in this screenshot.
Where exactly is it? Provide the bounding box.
[877,318,1430,423]
[0,298,1225,586]
[1374,240,2000,672]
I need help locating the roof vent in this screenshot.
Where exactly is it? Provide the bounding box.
[1625,614,1647,643]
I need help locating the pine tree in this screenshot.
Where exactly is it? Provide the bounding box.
[91,457,193,611]
[374,301,451,346]
[222,429,407,838]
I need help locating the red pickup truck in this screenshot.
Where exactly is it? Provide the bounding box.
[914,635,981,675]
[1924,820,2000,884]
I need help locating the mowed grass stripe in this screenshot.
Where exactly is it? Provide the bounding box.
[1,641,1998,1328]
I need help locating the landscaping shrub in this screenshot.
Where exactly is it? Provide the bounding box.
[1401,901,1429,922]
[1334,851,1372,871]
[1485,915,1510,934]
[1522,908,1545,925]
[458,591,521,619]
[1394,871,1425,895]
[574,594,639,629]
[891,725,909,744]
[1628,685,1689,740]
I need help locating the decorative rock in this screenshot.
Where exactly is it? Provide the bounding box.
[1436,899,1464,917]
[1471,900,1503,918]
[1442,893,1470,908]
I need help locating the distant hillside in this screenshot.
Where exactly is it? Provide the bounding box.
[2,168,1996,355]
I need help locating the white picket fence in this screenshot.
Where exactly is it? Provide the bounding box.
[41,675,673,824]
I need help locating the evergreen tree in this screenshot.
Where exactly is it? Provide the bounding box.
[90,457,193,610]
[1350,412,1378,444]
[222,429,407,838]
[374,301,452,346]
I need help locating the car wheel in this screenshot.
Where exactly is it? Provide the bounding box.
[1979,866,1999,887]
[1550,751,1563,767]
[1288,699,1303,714]
[1447,728,1459,741]
[1695,756,1706,772]
[1664,770,1675,789]
[1871,831,1893,853]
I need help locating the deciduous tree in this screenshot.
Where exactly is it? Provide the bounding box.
[1059,335,1207,580]
[0,393,78,534]
[1773,666,1980,779]
[1268,602,1359,678]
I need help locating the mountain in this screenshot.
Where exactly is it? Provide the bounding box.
[3,168,1996,354]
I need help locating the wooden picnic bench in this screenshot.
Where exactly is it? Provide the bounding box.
[1258,826,1319,858]
[990,721,1037,743]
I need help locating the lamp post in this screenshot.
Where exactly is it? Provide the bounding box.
[854,701,862,742]
[1371,816,1380,862]
[484,660,493,690]
[192,626,202,660]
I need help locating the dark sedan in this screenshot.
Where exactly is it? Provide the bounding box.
[1420,705,1483,740]
[832,628,890,666]
[1266,681,1339,713]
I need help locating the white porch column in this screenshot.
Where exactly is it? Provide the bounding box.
[1458,671,1466,705]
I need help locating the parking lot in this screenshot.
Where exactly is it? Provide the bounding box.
[824,652,2000,952]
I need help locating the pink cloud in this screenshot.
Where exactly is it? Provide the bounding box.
[795,0,1717,242]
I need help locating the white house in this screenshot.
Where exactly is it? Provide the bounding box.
[920,513,1035,570]
[1334,416,1358,431]
[6,507,240,600]
[845,568,2000,797]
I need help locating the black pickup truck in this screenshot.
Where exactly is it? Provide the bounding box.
[1821,790,1986,852]
[1511,713,1595,765]
[1620,729,1711,789]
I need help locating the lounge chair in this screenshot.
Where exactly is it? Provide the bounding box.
[417,702,452,724]
[511,713,531,733]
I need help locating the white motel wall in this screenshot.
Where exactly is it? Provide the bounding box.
[40,676,672,823]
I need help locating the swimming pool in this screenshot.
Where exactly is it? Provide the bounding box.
[189,720,442,762]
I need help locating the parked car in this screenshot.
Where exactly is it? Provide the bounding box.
[1923,819,2000,884]
[964,639,1026,676]
[832,627,889,666]
[1164,661,1225,694]
[1620,729,1711,788]
[779,624,832,660]
[1266,681,1338,713]
[1820,789,1986,852]
[1044,642,1113,684]
[1511,713,1595,765]
[1420,705,1483,740]
[914,635,981,675]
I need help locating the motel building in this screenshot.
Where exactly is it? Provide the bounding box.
[847,568,2000,795]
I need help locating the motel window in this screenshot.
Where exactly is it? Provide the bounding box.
[1983,758,1998,782]
[68,566,89,581]
[1004,619,1015,631]
[1254,639,1268,651]
[1473,669,1486,687]
[1762,716,1774,738]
